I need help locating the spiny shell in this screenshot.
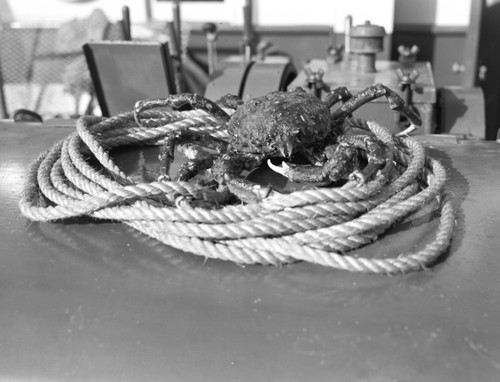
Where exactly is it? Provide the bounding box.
[227,90,331,157]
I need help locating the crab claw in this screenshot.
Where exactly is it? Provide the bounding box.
[395,123,419,137]
[267,159,292,177]
[267,159,331,185]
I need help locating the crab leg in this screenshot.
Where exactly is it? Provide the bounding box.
[210,153,273,203]
[226,178,273,204]
[134,93,231,125]
[158,133,176,182]
[215,94,244,110]
[157,128,228,182]
[341,134,387,183]
[268,130,389,185]
[268,143,359,185]
[331,83,422,135]
[176,144,218,181]
[322,86,353,108]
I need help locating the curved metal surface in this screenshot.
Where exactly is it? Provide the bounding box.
[1,122,500,381]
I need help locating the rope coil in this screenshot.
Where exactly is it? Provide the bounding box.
[19,108,455,274]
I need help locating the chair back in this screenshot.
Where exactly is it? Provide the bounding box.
[84,41,177,116]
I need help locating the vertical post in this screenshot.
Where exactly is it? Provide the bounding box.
[173,0,182,52]
[462,0,483,87]
[121,6,132,41]
[144,0,152,22]
[242,0,253,62]
[167,21,184,93]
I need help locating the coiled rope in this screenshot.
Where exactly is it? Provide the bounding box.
[19,107,455,274]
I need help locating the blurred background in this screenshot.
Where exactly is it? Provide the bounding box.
[0,0,497,138]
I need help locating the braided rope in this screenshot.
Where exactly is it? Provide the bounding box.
[19,108,455,274]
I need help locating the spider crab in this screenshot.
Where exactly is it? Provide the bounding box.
[134,84,421,203]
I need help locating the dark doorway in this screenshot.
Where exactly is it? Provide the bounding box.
[477,0,500,139]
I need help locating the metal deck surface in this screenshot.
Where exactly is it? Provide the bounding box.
[1,121,500,381]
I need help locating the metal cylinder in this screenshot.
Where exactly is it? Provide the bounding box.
[349,21,385,73]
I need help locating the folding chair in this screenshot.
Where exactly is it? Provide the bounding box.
[83,41,177,116]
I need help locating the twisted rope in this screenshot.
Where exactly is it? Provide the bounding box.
[19,108,455,274]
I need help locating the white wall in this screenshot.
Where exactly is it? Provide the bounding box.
[255,0,395,32]
[3,0,471,30]
[3,0,395,31]
[395,0,471,26]
[435,0,471,26]
[3,0,149,25]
